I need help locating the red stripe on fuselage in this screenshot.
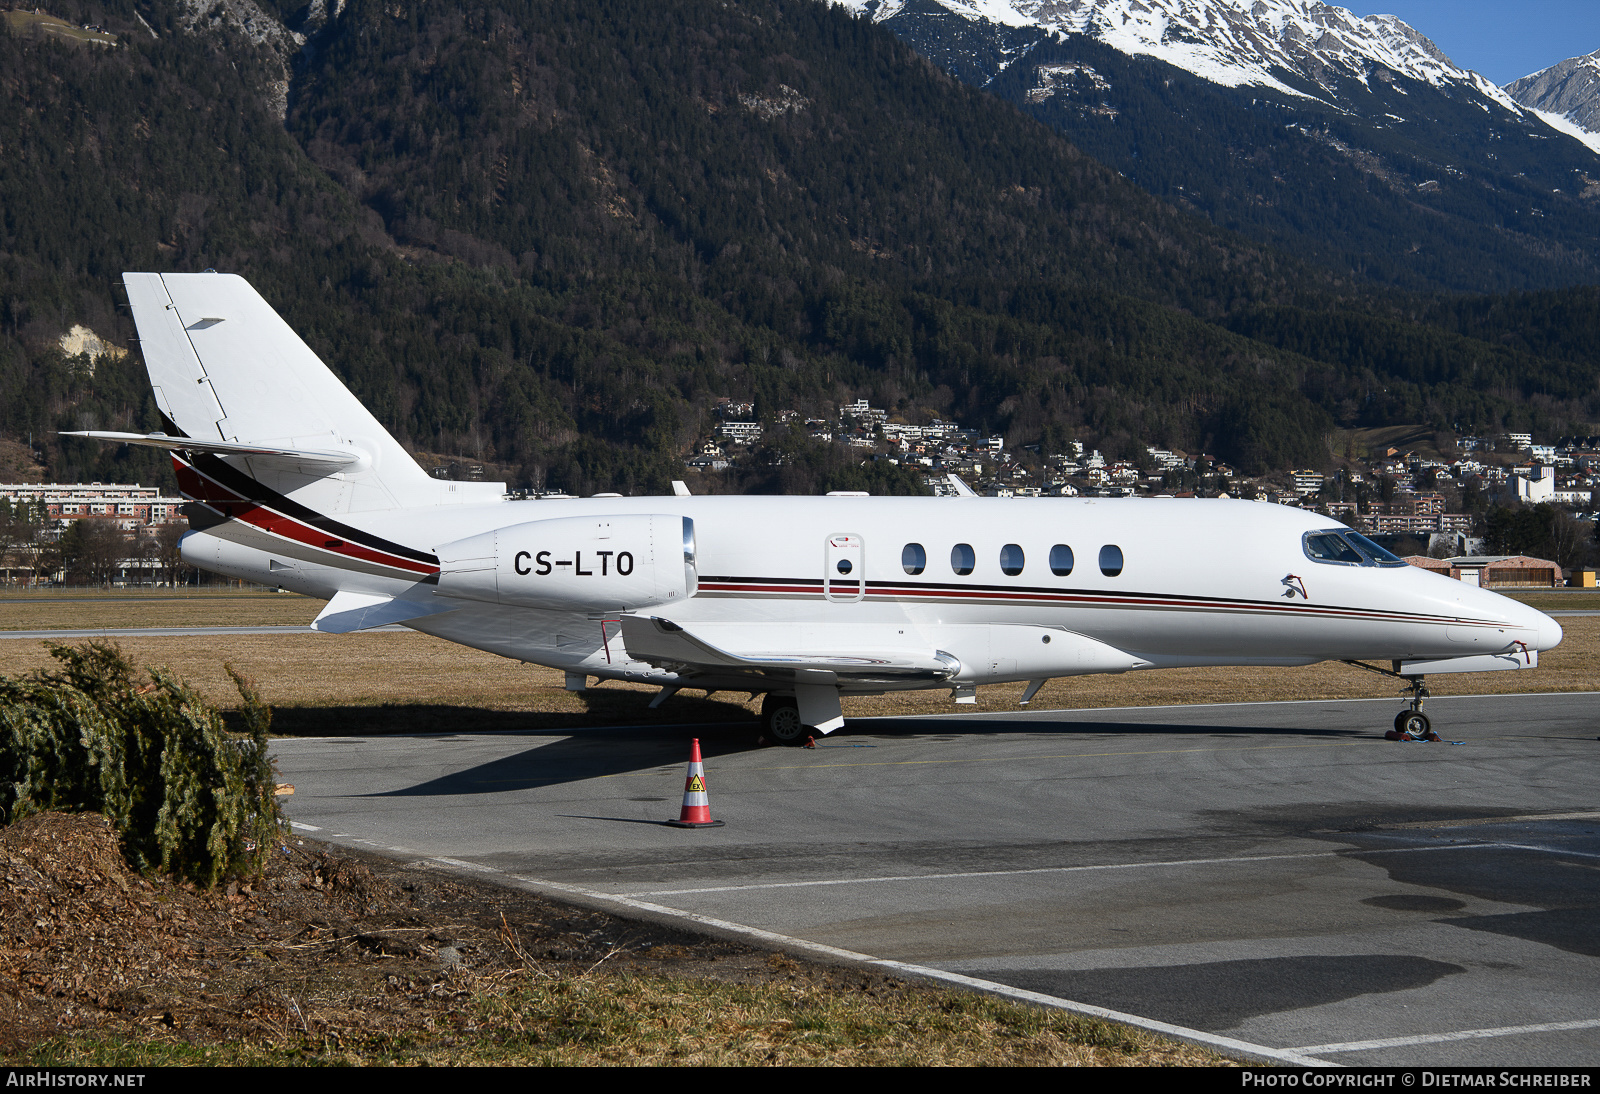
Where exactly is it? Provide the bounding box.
[172,456,438,577]
[695,578,1504,628]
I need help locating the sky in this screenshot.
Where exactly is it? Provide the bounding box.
[1370,1,1600,84]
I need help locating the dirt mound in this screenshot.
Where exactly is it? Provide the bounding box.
[0,811,767,1058]
[0,812,252,1048]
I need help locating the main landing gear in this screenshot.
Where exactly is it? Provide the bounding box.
[1341,661,1441,741]
[760,694,815,747]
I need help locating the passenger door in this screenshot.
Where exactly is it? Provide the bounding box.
[824,533,865,603]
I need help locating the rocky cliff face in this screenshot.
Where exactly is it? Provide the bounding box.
[845,0,1519,106]
[1506,50,1600,144]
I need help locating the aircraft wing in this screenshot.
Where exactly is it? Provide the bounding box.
[619,615,961,686]
[61,431,366,470]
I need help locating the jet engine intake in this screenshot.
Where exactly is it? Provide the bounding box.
[435,514,696,612]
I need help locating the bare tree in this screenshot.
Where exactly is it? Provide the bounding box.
[1549,510,1596,574]
[60,519,132,586]
[154,521,189,586]
[1,499,55,585]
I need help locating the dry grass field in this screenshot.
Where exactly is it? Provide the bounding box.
[2,589,1593,735]
[0,9,117,44]
[0,589,326,631]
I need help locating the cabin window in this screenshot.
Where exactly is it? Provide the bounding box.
[1099,544,1124,577]
[999,543,1025,576]
[836,559,853,575]
[951,543,975,576]
[902,543,926,575]
[1049,544,1074,577]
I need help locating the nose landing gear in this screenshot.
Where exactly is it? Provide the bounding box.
[1391,677,1436,740]
[1341,661,1442,741]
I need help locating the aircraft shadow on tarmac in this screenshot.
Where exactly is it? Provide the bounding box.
[964,955,1466,1032]
[265,692,760,738]
[1337,827,1600,960]
[366,713,1366,797]
[848,716,1364,740]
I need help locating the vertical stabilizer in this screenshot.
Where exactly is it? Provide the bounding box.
[122,272,503,512]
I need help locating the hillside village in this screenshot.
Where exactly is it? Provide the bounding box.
[2,392,1597,587]
[688,396,1600,563]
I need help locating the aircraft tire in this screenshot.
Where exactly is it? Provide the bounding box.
[1394,710,1432,737]
[761,695,808,745]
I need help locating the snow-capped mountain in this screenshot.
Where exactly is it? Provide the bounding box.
[846,0,1571,139]
[1506,50,1600,155]
[842,0,1600,291]
[858,1,1466,95]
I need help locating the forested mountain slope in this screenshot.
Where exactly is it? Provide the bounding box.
[0,0,1595,497]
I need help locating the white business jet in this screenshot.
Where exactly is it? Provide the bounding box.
[68,272,1563,743]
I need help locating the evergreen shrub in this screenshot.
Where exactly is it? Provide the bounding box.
[0,641,284,887]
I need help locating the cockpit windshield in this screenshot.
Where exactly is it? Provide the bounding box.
[1344,532,1408,567]
[1303,529,1408,568]
[1304,531,1366,565]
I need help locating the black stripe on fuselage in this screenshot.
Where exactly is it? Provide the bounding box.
[178,453,439,567]
[696,575,1497,627]
[157,413,439,567]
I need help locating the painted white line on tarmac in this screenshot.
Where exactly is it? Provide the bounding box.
[626,842,1491,898]
[1384,810,1600,829]
[1292,1017,1600,1054]
[1492,841,1600,861]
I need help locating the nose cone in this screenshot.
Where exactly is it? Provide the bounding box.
[1536,610,1564,653]
[1508,597,1564,652]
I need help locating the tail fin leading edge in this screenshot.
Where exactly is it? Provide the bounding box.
[121,272,503,513]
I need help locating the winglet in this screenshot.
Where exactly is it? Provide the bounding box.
[945,473,978,497]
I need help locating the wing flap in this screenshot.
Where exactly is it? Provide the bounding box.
[619,615,960,683]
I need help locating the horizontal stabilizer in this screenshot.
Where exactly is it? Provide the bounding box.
[311,589,459,634]
[62,431,366,471]
[620,615,960,684]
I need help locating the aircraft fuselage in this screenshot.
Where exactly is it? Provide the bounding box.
[183,490,1561,693]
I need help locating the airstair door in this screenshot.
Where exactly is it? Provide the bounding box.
[824,533,865,603]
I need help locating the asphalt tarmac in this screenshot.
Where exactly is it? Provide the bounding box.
[269,691,1600,1066]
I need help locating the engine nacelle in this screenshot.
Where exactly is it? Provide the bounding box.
[434,514,697,612]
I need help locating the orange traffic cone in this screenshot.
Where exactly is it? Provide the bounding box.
[665,738,725,828]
